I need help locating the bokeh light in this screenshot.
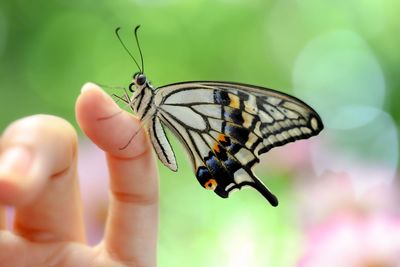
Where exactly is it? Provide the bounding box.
[310,109,398,194]
[293,30,385,129]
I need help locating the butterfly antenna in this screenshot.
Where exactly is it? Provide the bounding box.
[95,83,126,91]
[134,25,145,73]
[115,27,142,72]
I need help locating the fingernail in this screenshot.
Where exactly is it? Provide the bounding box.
[81,82,117,107]
[0,146,33,179]
[81,82,101,94]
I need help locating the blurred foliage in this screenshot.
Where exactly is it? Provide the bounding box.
[2,0,398,130]
[1,0,400,266]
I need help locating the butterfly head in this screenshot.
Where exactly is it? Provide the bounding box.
[129,72,148,92]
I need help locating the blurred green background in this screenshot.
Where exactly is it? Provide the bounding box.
[1,0,399,266]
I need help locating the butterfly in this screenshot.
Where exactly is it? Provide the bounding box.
[114,26,323,206]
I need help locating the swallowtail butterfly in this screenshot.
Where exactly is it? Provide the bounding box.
[114,26,323,206]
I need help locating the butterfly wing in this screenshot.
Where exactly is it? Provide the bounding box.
[148,115,178,172]
[153,81,323,206]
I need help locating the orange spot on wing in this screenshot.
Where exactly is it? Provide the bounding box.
[213,143,220,153]
[213,134,227,153]
[229,94,240,109]
[218,134,226,142]
[204,179,217,190]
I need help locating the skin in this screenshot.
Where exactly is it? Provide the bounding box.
[0,83,158,267]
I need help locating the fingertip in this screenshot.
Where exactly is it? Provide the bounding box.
[81,82,101,94]
[76,82,146,158]
[0,143,38,207]
[0,116,78,207]
[0,175,34,206]
[76,82,120,122]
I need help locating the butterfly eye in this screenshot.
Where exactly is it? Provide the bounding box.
[204,179,218,190]
[136,73,147,86]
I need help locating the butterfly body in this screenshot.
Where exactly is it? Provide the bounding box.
[127,73,323,206]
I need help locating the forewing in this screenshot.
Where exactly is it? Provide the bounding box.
[155,81,323,205]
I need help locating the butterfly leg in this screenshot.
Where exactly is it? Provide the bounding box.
[97,93,133,121]
[111,93,130,104]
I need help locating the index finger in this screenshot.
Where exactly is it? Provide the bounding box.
[76,83,158,266]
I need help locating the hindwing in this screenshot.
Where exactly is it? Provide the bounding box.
[148,116,178,171]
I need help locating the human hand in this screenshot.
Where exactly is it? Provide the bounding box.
[0,83,158,267]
